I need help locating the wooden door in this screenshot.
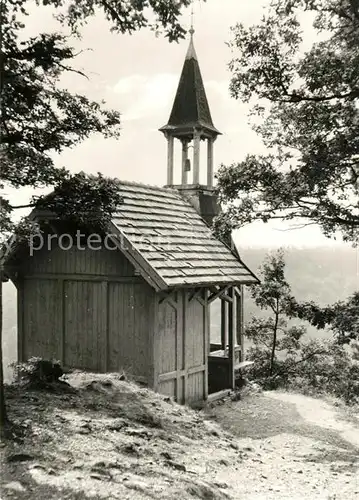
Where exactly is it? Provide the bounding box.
[156,289,208,404]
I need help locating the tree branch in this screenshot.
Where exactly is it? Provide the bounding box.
[57,63,89,80]
[8,203,35,210]
[280,89,359,104]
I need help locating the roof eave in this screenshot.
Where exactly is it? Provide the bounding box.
[159,123,222,138]
[161,277,260,289]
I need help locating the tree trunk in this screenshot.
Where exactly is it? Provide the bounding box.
[269,300,279,376]
[0,0,8,432]
[0,276,8,430]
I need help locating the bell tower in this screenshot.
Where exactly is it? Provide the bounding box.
[159,25,221,190]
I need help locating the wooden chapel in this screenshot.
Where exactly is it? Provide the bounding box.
[3,27,259,404]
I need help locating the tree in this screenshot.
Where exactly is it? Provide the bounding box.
[0,0,194,431]
[245,249,306,376]
[244,250,359,403]
[214,0,359,244]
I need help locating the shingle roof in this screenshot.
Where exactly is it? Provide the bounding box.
[110,182,258,290]
[159,36,221,138]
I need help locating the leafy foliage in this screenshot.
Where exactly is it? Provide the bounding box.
[245,250,359,404]
[52,0,193,41]
[0,0,125,241]
[286,291,359,343]
[216,0,359,243]
[288,340,359,404]
[1,5,121,188]
[35,171,124,232]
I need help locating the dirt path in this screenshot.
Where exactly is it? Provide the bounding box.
[207,390,359,499]
[267,391,359,448]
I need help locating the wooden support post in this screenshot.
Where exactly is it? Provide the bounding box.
[203,289,209,400]
[193,130,200,184]
[17,279,24,362]
[235,291,241,361]
[181,140,189,185]
[207,138,214,188]
[152,297,160,392]
[182,290,188,405]
[167,135,174,185]
[228,287,235,390]
[239,285,245,361]
[58,279,65,366]
[220,298,227,350]
[176,291,182,404]
[103,280,109,372]
[149,295,158,391]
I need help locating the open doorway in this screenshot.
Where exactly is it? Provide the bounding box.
[208,286,244,395]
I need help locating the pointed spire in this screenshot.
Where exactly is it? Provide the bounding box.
[159,17,221,139]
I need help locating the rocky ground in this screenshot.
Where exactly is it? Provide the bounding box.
[0,373,358,499]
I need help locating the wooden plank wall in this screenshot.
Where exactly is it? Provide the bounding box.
[21,242,135,278]
[156,289,208,404]
[64,280,107,371]
[22,279,62,361]
[19,244,155,383]
[108,282,154,380]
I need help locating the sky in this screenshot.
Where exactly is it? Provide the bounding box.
[5,0,357,249]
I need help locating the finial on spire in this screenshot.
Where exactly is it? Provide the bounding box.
[189,1,195,36]
[186,1,197,59]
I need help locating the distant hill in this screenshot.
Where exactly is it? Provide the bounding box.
[2,245,358,380]
[211,246,358,344]
[239,246,358,306]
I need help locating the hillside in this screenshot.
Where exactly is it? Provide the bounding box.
[1,373,358,499]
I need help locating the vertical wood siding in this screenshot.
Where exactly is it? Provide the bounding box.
[108,282,154,380]
[64,280,107,371]
[19,241,155,383]
[186,373,204,405]
[158,380,176,398]
[156,289,208,404]
[21,278,154,379]
[158,301,177,374]
[184,291,206,403]
[23,279,62,361]
[21,243,135,277]
[186,296,206,368]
